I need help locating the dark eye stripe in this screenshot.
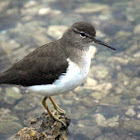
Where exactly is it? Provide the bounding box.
[72,28,92,38]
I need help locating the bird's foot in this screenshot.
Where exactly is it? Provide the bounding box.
[49,97,66,115]
[52,115,67,128]
[42,97,67,128]
[54,105,66,115]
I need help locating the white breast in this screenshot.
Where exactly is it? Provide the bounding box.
[28,51,91,96]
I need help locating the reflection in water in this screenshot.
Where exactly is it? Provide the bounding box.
[0,0,140,139]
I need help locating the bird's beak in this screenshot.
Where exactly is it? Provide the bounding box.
[93,37,116,50]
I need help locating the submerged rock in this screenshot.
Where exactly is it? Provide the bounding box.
[125,107,136,117]
[4,87,22,105]
[0,108,23,136]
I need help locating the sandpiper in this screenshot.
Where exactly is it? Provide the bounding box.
[0,21,115,126]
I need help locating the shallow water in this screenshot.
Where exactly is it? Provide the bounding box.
[0,0,140,139]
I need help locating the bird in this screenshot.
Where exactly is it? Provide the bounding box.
[0,21,115,127]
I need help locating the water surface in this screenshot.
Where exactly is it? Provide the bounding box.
[0,0,140,139]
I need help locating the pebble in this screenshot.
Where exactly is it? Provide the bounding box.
[137,113,140,119]
[94,113,107,127]
[125,107,136,117]
[89,64,109,79]
[47,25,67,39]
[0,108,22,135]
[74,124,101,139]
[106,115,119,128]
[85,77,97,87]
[39,8,50,15]
[4,87,22,105]
[75,3,110,14]
[134,24,140,34]
[122,119,140,134]
[90,91,104,100]
[95,133,121,140]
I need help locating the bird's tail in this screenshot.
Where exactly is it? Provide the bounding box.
[0,72,5,84]
[0,71,10,85]
[0,70,21,85]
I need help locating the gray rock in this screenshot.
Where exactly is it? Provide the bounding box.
[95,133,121,140]
[89,64,109,79]
[122,119,140,134]
[134,24,140,34]
[14,95,36,112]
[90,91,104,100]
[130,77,140,90]
[0,121,22,135]
[75,3,110,14]
[137,113,140,119]
[4,87,22,105]
[94,114,119,128]
[106,115,119,128]
[47,25,67,39]
[0,108,22,135]
[74,122,101,139]
[0,0,10,13]
[125,107,136,117]
[100,95,121,105]
[94,114,107,127]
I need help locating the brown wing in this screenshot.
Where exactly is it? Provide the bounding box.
[0,40,68,86]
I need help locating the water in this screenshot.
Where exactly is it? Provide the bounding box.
[0,0,140,139]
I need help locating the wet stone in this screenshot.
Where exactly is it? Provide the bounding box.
[133,51,140,58]
[14,99,35,112]
[89,64,109,79]
[69,105,94,120]
[134,24,140,34]
[9,110,70,140]
[81,96,98,108]
[121,119,140,134]
[95,133,121,140]
[126,43,139,56]
[106,115,119,128]
[0,108,22,136]
[137,113,140,119]
[85,82,112,94]
[130,98,140,105]
[94,113,107,127]
[73,122,101,139]
[75,3,110,14]
[125,107,136,117]
[23,107,44,126]
[4,87,22,105]
[90,91,104,100]
[47,25,67,39]
[129,77,140,89]
[85,77,97,87]
[100,95,121,105]
[74,86,85,94]
[0,0,10,13]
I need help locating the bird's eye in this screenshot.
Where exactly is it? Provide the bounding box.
[80,32,87,38]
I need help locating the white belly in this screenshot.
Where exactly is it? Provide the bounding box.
[28,51,91,96]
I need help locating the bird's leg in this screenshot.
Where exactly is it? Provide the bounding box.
[49,97,66,115]
[42,97,66,127]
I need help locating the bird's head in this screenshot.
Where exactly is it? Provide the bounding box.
[62,21,115,50]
